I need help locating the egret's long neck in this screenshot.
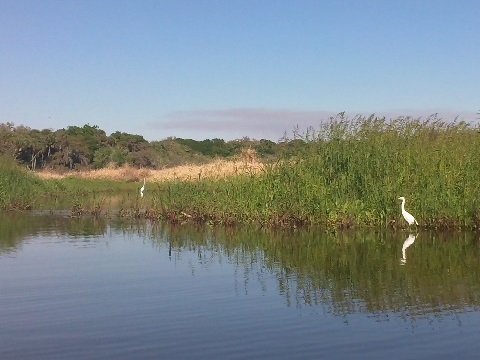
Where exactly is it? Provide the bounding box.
[401,199,405,212]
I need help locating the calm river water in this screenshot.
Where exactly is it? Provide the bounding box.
[0,212,479,359]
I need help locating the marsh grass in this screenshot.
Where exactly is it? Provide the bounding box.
[147,115,480,228]
[0,156,50,210]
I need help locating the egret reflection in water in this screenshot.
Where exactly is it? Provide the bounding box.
[401,233,417,265]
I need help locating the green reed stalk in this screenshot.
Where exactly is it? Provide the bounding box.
[150,115,480,228]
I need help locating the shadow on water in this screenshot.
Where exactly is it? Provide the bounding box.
[1,212,480,324]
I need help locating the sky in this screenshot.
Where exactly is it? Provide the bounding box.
[0,0,479,141]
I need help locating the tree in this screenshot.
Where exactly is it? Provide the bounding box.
[127,148,159,168]
[65,124,108,164]
[49,129,89,169]
[109,131,148,152]
[93,147,128,168]
[0,122,16,158]
[174,138,235,157]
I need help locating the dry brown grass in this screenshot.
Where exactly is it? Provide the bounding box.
[35,159,265,182]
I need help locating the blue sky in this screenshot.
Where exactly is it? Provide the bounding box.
[0,0,478,141]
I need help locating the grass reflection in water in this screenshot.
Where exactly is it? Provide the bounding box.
[1,212,479,326]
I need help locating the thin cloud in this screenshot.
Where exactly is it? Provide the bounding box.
[152,108,339,140]
[149,108,478,141]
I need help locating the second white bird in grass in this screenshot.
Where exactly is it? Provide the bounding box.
[398,196,418,227]
[140,178,146,198]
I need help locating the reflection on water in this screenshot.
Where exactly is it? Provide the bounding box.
[1,212,480,359]
[1,212,479,320]
[400,233,417,265]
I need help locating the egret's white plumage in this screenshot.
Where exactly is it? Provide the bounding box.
[398,196,418,226]
[140,178,146,198]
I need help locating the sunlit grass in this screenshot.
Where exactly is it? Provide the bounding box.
[35,159,265,182]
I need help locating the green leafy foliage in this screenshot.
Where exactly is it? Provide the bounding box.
[0,123,284,170]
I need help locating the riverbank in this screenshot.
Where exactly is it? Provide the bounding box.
[2,116,480,229]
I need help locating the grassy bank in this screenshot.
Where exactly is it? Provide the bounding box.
[0,156,138,211]
[0,156,51,210]
[1,115,480,229]
[149,115,480,229]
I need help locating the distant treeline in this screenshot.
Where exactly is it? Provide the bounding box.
[0,122,304,171]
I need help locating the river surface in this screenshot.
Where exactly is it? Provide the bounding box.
[0,212,479,359]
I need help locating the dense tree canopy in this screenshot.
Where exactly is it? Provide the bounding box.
[0,123,301,171]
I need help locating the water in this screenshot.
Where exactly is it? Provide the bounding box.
[0,212,479,359]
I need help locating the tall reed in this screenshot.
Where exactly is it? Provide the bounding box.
[152,115,480,228]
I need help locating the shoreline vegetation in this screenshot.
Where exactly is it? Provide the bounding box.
[1,114,480,230]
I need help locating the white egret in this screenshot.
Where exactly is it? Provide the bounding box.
[140,178,146,198]
[398,196,418,227]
